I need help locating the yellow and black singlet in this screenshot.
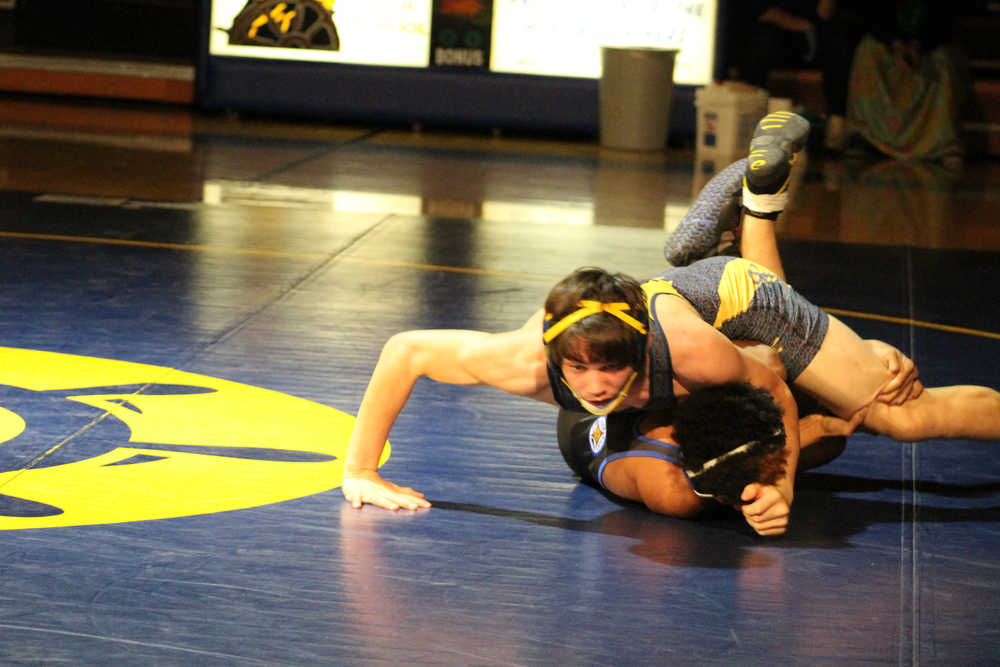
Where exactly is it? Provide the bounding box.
[545,256,828,413]
[645,256,829,381]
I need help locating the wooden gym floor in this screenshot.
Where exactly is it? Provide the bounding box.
[0,95,998,664]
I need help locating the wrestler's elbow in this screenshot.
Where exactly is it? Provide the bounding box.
[381,331,428,376]
[645,492,706,519]
[635,466,709,518]
[386,330,482,384]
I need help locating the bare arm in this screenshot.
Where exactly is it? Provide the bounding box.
[343,312,551,510]
[739,354,800,535]
[685,350,800,536]
[620,457,707,519]
[661,303,800,534]
[662,307,801,488]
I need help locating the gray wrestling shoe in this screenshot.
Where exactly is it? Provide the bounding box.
[742,111,811,220]
[664,158,745,266]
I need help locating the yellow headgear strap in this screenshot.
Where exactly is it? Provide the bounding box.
[543,300,647,344]
[562,370,639,415]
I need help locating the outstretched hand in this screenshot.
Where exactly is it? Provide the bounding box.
[739,483,791,536]
[342,470,431,511]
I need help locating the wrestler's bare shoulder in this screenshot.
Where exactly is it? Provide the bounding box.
[455,310,553,400]
[651,294,723,346]
[652,292,698,316]
[650,292,744,389]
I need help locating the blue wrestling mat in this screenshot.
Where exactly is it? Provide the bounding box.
[0,122,998,664]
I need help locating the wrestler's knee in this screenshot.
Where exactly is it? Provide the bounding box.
[864,400,936,442]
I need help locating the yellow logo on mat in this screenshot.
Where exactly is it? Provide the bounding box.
[0,347,383,530]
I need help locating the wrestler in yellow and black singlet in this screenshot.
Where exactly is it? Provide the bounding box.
[647,256,829,383]
[555,256,829,484]
[546,256,829,415]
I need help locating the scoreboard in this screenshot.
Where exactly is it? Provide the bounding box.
[201,1,719,132]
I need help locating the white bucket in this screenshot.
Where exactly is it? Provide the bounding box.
[694,82,769,155]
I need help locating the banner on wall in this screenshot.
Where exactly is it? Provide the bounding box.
[209,0,435,67]
[490,0,716,85]
[429,0,493,69]
[208,0,715,84]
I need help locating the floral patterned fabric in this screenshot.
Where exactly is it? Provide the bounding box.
[847,33,967,160]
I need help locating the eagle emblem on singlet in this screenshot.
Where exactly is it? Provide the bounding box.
[588,416,607,455]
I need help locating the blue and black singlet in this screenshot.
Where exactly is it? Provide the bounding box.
[557,410,681,489]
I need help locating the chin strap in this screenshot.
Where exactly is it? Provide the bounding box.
[563,370,638,415]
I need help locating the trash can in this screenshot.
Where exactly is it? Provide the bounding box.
[599,47,679,151]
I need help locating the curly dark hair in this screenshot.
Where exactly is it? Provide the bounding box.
[672,383,787,503]
[543,267,648,369]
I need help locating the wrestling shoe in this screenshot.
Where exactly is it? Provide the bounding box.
[742,111,810,220]
[664,158,746,266]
